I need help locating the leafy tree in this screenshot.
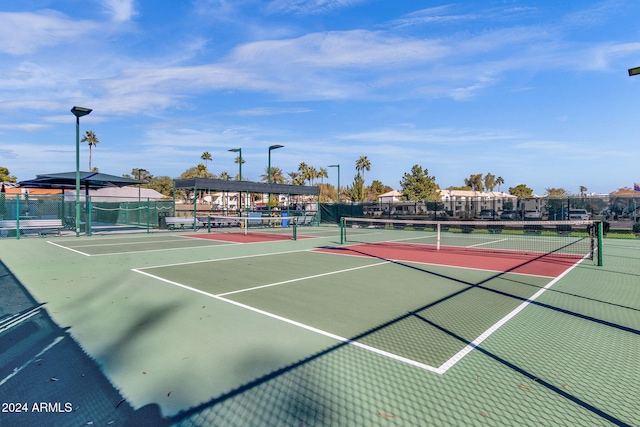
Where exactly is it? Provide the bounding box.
[149,176,173,196]
[0,167,17,183]
[484,173,496,192]
[508,184,533,198]
[317,183,337,203]
[81,130,99,171]
[545,188,568,219]
[610,187,636,195]
[177,165,216,202]
[344,175,365,202]
[367,180,391,200]
[400,165,439,201]
[464,173,484,192]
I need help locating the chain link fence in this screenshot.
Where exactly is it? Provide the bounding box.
[0,193,174,239]
[320,195,639,234]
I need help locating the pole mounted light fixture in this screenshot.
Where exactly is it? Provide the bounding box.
[267,145,284,214]
[228,148,242,181]
[629,66,640,77]
[71,106,92,237]
[229,148,243,213]
[267,145,284,184]
[328,164,340,204]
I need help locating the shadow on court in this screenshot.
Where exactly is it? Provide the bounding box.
[167,247,638,426]
[0,260,170,427]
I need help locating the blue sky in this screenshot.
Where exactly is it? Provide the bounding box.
[1,0,640,195]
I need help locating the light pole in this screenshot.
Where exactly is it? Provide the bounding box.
[228,148,242,181]
[136,168,147,225]
[267,144,284,184]
[328,164,340,203]
[136,168,148,202]
[71,106,92,237]
[267,144,284,213]
[328,164,340,222]
[228,148,242,214]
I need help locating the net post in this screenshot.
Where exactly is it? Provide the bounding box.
[244,217,248,236]
[146,198,150,234]
[207,215,211,233]
[340,217,344,244]
[15,194,20,240]
[293,221,297,241]
[597,221,603,266]
[87,195,92,236]
[436,223,441,251]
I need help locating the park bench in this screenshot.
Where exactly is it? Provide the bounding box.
[165,217,202,230]
[207,217,242,228]
[0,219,64,237]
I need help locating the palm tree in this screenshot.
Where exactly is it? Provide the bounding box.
[81,130,99,171]
[260,167,286,184]
[288,171,305,186]
[318,167,328,184]
[306,166,318,185]
[355,156,371,200]
[355,156,371,182]
[201,152,212,168]
[196,163,207,177]
[496,176,505,192]
[579,186,587,197]
[219,171,231,180]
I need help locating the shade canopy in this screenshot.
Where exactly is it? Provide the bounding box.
[174,178,319,196]
[18,172,145,189]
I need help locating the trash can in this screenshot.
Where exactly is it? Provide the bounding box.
[282,213,289,228]
[158,212,169,229]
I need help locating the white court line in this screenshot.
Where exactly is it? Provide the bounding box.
[132,247,586,375]
[0,336,65,387]
[436,256,586,374]
[467,238,509,248]
[217,261,391,297]
[133,267,441,373]
[135,247,346,270]
[47,240,92,256]
[59,237,195,248]
[53,240,242,257]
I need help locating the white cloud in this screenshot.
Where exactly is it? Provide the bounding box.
[101,0,138,22]
[267,0,367,15]
[0,10,97,55]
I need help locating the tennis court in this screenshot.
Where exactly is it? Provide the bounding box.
[1,222,639,426]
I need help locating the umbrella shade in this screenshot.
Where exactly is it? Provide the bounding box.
[18,172,144,189]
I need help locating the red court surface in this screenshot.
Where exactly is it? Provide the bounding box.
[184,232,314,243]
[316,242,585,277]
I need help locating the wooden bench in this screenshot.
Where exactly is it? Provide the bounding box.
[165,217,202,230]
[0,219,64,236]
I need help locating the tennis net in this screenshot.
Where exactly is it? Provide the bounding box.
[340,217,601,261]
[201,215,298,240]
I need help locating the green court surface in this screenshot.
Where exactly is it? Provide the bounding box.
[1,227,639,426]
